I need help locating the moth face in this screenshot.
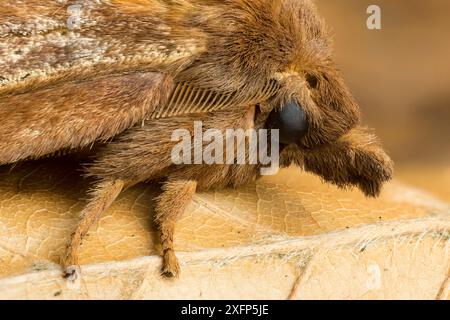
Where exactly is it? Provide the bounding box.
[259,64,366,173]
[266,66,361,151]
[258,3,361,159]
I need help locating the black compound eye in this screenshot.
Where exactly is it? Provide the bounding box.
[266,101,308,145]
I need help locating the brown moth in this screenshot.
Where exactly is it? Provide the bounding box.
[0,0,393,279]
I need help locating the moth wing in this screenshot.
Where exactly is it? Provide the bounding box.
[0,1,200,97]
[0,72,172,164]
[0,1,280,164]
[1,1,207,163]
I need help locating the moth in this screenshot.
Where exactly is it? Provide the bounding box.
[0,0,393,279]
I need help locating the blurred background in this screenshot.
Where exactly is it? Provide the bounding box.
[316,0,450,201]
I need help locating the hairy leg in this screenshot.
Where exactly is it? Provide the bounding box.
[302,126,394,197]
[62,179,125,280]
[155,179,197,278]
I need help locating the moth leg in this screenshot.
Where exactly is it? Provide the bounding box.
[62,179,125,280]
[155,179,197,278]
[302,126,394,197]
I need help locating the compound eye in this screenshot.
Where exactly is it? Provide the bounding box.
[266,101,308,145]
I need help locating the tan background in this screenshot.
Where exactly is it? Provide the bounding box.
[316,0,450,201]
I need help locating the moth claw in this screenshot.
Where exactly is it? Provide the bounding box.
[354,149,394,197]
[63,265,80,281]
[161,250,180,278]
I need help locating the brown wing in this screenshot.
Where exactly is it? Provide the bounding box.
[0,1,280,164]
[0,0,203,163]
[0,72,173,164]
[0,0,203,98]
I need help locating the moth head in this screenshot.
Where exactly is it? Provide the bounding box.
[254,0,361,150]
[266,65,361,150]
[247,1,392,197]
